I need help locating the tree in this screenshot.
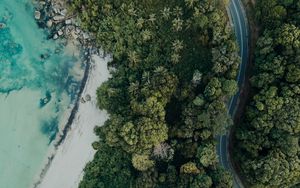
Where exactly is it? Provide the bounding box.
[255,0,287,28]
[161,7,171,20]
[185,0,197,8]
[73,0,237,187]
[191,174,213,188]
[210,167,233,188]
[234,1,300,186]
[204,77,222,100]
[152,142,174,161]
[172,18,183,32]
[79,143,133,188]
[222,79,238,96]
[180,162,201,174]
[132,154,155,171]
[197,143,218,167]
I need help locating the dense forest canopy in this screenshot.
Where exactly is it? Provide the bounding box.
[234,0,300,187]
[70,0,240,187]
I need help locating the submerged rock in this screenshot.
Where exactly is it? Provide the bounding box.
[39,91,52,108]
[0,23,6,29]
[40,53,50,60]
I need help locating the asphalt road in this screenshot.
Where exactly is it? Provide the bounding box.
[217,0,249,187]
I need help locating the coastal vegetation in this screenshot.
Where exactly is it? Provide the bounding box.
[233,0,300,187]
[70,0,240,187]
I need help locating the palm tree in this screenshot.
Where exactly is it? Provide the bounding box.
[173,6,183,17]
[172,18,183,32]
[193,7,201,18]
[149,14,156,24]
[142,71,151,85]
[141,29,152,41]
[129,82,140,96]
[128,51,140,66]
[154,66,167,74]
[161,7,171,20]
[185,0,197,8]
[185,18,193,30]
[128,7,137,16]
[171,53,180,64]
[136,18,144,29]
[172,40,184,52]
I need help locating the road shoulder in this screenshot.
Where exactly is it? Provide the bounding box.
[228,0,260,187]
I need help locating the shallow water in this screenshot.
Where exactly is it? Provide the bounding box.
[0,0,84,187]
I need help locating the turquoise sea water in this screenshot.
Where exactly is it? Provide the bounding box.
[0,0,84,187]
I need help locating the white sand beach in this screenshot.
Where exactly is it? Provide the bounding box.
[37,54,111,188]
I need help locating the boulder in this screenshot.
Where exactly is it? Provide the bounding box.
[53,15,65,21]
[53,34,58,40]
[65,19,72,25]
[34,11,41,20]
[46,20,53,28]
[83,32,89,39]
[58,30,64,36]
[39,1,46,6]
[53,7,59,14]
[75,27,81,34]
[60,9,67,16]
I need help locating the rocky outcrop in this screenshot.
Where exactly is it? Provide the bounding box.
[33,0,95,49]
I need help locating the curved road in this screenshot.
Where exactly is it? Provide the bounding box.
[217,0,249,187]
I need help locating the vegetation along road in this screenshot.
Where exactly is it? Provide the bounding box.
[218,0,249,187]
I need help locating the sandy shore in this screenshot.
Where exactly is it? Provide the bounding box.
[35,54,111,188]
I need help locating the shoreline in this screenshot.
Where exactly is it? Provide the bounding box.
[33,54,111,188]
[55,49,91,148]
[31,0,110,187]
[32,50,91,188]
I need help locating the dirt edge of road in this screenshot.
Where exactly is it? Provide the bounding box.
[228,0,260,187]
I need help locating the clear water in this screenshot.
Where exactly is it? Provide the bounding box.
[0,0,84,187]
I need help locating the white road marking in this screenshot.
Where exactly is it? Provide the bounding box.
[233,0,244,83]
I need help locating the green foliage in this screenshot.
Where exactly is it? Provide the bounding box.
[234,1,300,187]
[134,169,159,188]
[132,154,155,171]
[79,142,133,188]
[210,167,233,188]
[180,162,201,174]
[190,174,213,188]
[197,143,218,167]
[204,77,222,100]
[73,0,240,187]
[255,0,300,29]
[222,79,238,96]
